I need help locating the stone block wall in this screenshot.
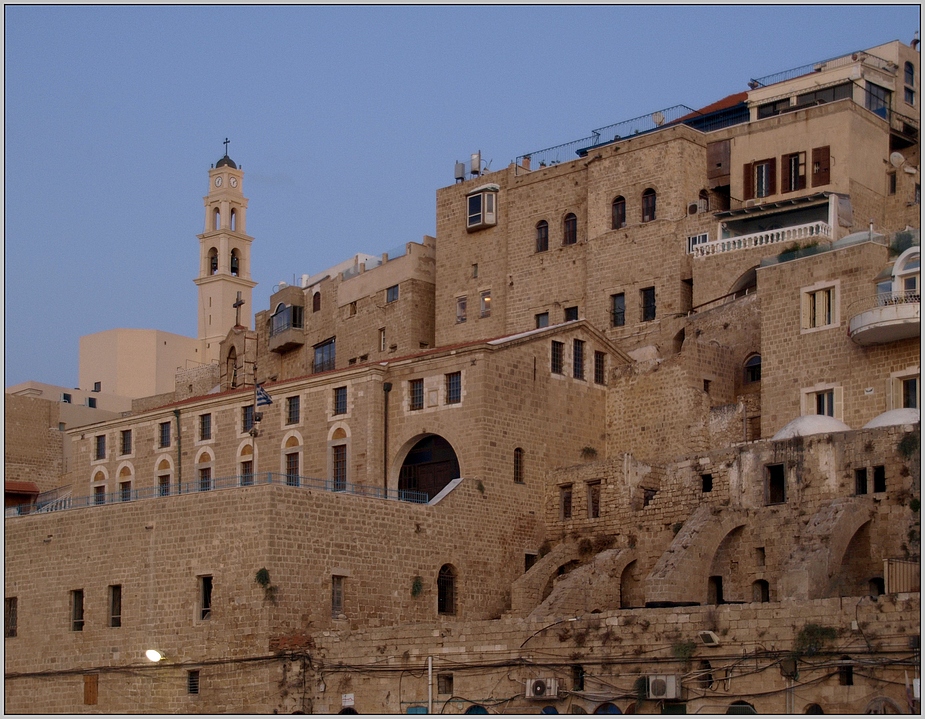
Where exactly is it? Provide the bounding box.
[4,394,64,492]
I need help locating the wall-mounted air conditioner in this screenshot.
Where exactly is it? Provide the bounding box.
[688,203,699,215]
[525,677,558,699]
[647,675,679,700]
[744,199,757,208]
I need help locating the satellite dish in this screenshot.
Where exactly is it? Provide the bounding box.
[652,111,665,127]
[890,152,906,168]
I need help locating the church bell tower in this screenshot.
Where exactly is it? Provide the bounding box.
[194,142,257,365]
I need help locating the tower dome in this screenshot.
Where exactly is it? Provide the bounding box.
[216,154,237,169]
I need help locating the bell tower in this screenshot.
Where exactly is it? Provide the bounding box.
[194,142,257,365]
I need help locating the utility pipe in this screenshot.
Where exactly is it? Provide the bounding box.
[428,656,433,714]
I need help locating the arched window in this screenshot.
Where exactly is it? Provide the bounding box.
[208,248,218,275]
[213,208,220,231]
[905,61,915,87]
[514,448,524,484]
[283,435,301,487]
[727,701,755,714]
[313,292,322,313]
[437,564,456,615]
[612,196,626,229]
[744,354,762,383]
[230,250,240,277]
[642,189,656,222]
[226,347,238,388]
[230,208,237,232]
[563,213,577,245]
[196,450,214,492]
[699,189,710,213]
[536,221,549,252]
[752,579,770,603]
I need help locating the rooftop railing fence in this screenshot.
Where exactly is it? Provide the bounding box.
[5,472,429,517]
[749,49,894,89]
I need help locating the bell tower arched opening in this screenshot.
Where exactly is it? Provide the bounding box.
[397,434,460,501]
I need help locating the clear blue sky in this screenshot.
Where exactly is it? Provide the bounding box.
[5,4,920,389]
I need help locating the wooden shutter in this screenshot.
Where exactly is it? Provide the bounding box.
[84,674,99,705]
[766,158,777,196]
[742,162,753,200]
[812,146,831,186]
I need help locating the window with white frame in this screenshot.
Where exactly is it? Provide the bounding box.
[466,187,498,231]
[456,296,467,323]
[802,384,843,420]
[687,233,709,254]
[801,282,839,331]
[479,290,491,317]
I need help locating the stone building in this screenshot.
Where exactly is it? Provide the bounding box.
[4,39,920,714]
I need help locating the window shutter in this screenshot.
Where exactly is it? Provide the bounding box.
[743,163,753,200]
[768,158,777,196]
[833,386,844,421]
[798,153,807,190]
[812,146,831,186]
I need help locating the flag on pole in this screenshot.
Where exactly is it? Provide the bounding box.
[256,384,274,406]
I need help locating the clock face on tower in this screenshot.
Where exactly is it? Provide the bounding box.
[214,176,223,187]
[230,177,238,188]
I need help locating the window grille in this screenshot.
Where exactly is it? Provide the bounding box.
[334,387,347,415]
[410,379,424,411]
[445,373,461,404]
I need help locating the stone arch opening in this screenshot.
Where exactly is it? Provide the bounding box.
[729,266,757,297]
[397,434,460,500]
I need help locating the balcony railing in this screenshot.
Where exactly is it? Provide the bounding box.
[847,290,921,345]
[5,473,429,517]
[692,221,831,258]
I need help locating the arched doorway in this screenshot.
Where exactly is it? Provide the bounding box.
[398,435,460,501]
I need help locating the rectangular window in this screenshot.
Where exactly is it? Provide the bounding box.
[120,429,132,455]
[437,673,454,696]
[84,674,98,706]
[873,465,886,493]
[94,485,106,505]
[472,263,479,278]
[803,286,836,329]
[551,341,564,375]
[93,381,101,392]
[199,576,212,620]
[409,379,424,411]
[560,485,573,520]
[611,293,625,327]
[332,576,345,618]
[767,464,786,504]
[456,296,467,323]
[855,468,868,495]
[564,306,578,322]
[333,386,347,415]
[240,460,253,487]
[158,474,170,497]
[445,372,461,404]
[71,589,84,631]
[286,396,300,425]
[242,405,254,433]
[479,290,491,317]
[514,447,524,484]
[757,97,792,118]
[386,284,399,303]
[159,421,171,448]
[285,452,300,486]
[199,467,212,492]
[332,444,347,491]
[641,287,656,322]
[889,171,897,196]
[687,233,709,254]
[573,339,585,380]
[535,312,549,329]
[811,146,831,186]
[120,480,132,503]
[702,473,713,493]
[62,392,72,403]
[902,377,919,409]
[313,338,336,373]
[109,584,122,628]
[199,414,212,441]
[95,435,106,460]
[865,82,891,118]
[587,481,601,519]
[87,397,96,409]
[466,190,497,230]
[379,328,387,352]
[524,553,538,573]
[815,390,835,417]
[754,159,776,198]
[905,86,916,106]
[5,598,17,638]
[781,151,806,193]
[594,351,606,385]
[187,670,200,695]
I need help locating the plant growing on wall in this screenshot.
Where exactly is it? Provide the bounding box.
[671,640,697,667]
[793,623,837,657]
[580,446,598,460]
[255,567,279,604]
[411,575,423,598]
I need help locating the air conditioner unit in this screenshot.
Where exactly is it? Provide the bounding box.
[647,675,679,700]
[744,199,757,208]
[688,203,699,215]
[525,677,558,699]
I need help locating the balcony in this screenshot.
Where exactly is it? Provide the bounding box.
[848,291,921,345]
[268,305,305,353]
[692,221,831,258]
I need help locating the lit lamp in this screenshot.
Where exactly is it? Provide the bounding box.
[145,649,165,663]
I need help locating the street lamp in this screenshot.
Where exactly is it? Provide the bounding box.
[145,649,165,662]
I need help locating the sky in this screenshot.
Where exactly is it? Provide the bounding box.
[4,4,921,389]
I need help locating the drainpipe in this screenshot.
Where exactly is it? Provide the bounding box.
[383,382,392,495]
[173,409,182,493]
[428,655,433,714]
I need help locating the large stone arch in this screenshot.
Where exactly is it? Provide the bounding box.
[780,498,875,600]
[393,433,461,501]
[528,547,637,619]
[645,505,749,606]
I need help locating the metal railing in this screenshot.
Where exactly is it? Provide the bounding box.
[692,222,831,258]
[846,290,921,318]
[5,473,429,517]
[750,49,894,88]
[270,306,304,337]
